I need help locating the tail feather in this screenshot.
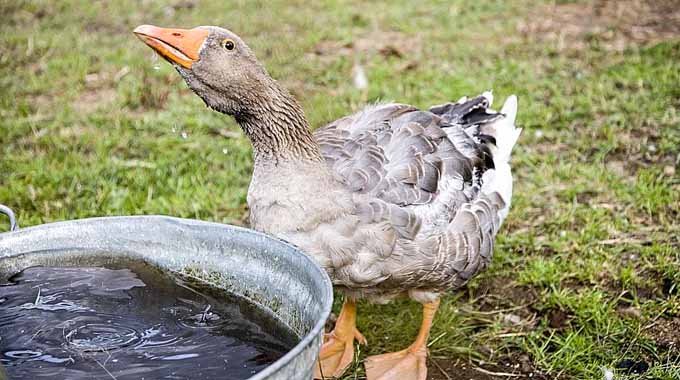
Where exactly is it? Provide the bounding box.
[481,95,521,225]
[429,94,503,127]
[495,95,520,163]
[430,92,521,225]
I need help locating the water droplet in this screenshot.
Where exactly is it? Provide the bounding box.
[153,65,161,71]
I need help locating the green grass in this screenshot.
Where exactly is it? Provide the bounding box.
[1,0,679,379]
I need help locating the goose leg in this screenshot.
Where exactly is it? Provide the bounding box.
[364,299,440,380]
[314,298,367,379]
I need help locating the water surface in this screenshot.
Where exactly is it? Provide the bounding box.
[0,263,298,379]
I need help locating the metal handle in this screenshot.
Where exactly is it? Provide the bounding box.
[0,205,18,232]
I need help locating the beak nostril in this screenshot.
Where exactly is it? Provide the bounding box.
[135,26,207,68]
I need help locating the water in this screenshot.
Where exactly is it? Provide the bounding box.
[0,263,298,379]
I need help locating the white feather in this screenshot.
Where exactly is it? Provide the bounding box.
[496,95,520,162]
[352,62,368,90]
[481,95,521,225]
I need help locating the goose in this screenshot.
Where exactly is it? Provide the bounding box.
[134,24,521,380]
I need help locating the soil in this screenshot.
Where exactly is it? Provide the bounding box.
[73,87,118,114]
[645,317,680,351]
[311,30,422,64]
[468,275,539,320]
[518,0,680,51]
[429,356,548,380]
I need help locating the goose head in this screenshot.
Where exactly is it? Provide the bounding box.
[133,25,273,116]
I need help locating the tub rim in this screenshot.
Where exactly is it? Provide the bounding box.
[0,215,333,380]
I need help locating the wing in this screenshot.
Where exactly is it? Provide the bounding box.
[312,95,518,294]
[314,97,498,216]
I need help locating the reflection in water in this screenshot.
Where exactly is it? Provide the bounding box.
[0,264,298,379]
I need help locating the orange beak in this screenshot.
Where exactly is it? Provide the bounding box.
[133,25,209,69]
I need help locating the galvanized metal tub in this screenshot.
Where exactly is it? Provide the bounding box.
[0,213,332,380]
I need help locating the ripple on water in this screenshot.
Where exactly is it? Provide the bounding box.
[64,322,141,352]
[0,264,298,380]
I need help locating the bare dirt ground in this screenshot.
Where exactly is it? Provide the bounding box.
[429,356,548,380]
[518,0,680,51]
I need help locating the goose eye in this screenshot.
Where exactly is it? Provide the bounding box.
[222,39,235,50]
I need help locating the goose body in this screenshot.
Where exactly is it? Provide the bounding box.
[134,24,521,380]
[249,95,520,304]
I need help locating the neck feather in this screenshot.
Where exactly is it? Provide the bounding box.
[234,82,322,164]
